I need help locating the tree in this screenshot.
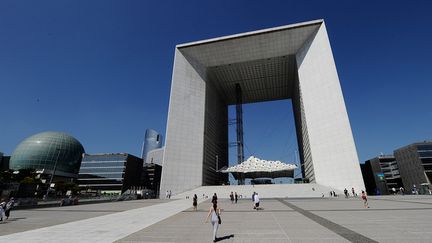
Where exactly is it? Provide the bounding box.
[0,169,14,183]
[20,176,35,184]
[54,181,79,195]
[15,169,37,182]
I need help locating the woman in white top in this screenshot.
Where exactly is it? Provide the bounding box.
[254,193,260,210]
[0,201,5,221]
[205,203,221,242]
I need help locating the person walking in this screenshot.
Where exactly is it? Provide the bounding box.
[361,190,369,208]
[234,192,238,204]
[253,193,260,210]
[251,191,256,208]
[400,187,405,195]
[351,188,356,197]
[193,194,198,211]
[5,198,14,220]
[230,192,234,204]
[0,200,5,222]
[205,203,221,242]
[212,193,218,204]
[344,188,349,198]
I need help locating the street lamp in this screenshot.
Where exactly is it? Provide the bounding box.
[45,148,61,198]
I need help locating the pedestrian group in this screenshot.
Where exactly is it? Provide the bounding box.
[0,197,15,222]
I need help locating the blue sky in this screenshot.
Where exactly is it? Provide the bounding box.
[1,1,431,169]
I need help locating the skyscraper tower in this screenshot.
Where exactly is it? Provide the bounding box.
[141,129,163,162]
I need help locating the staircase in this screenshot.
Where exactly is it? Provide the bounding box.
[172,183,339,199]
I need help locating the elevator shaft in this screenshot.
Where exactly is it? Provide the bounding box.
[235,83,245,185]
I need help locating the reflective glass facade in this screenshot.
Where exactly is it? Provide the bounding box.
[9,131,85,177]
[141,129,162,161]
[78,153,143,192]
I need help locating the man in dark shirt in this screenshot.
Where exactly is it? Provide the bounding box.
[211,193,218,204]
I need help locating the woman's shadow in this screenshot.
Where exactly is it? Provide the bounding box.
[215,234,234,242]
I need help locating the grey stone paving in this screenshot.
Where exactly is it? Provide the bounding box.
[278,199,378,243]
[0,199,169,236]
[116,198,349,243]
[2,196,432,242]
[116,196,432,243]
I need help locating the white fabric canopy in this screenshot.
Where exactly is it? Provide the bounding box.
[221,156,297,179]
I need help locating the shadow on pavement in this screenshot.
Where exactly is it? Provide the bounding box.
[216,234,234,242]
[0,217,27,224]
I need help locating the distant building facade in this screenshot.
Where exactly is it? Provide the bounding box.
[141,163,162,197]
[145,147,164,166]
[0,152,10,171]
[77,153,143,193]
[141,129,163,162]
[394,141,432,194]
[361,155,402,195]
[380,156,403,191]
[362,141,432,195]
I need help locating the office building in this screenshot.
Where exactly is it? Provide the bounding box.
[77,153,143,193]
[380,156,403,191]
[362,155,403,195]
[0,152,10,171]
[160,20,365,195]
[141,163,162,197]
[145,147,164,166]
[141,129,163,162]
[394,141,432,194]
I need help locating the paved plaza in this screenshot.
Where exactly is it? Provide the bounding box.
[1,196,432,242]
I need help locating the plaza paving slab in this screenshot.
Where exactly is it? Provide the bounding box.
[0,199,170,236]
[116,196,432,243]
[1,196,432,242]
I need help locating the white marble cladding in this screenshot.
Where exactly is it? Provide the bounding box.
[161,20,365,196]
[295,23,365,192]
[160,49,206,196]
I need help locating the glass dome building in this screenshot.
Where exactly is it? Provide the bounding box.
[10,131,85,178]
